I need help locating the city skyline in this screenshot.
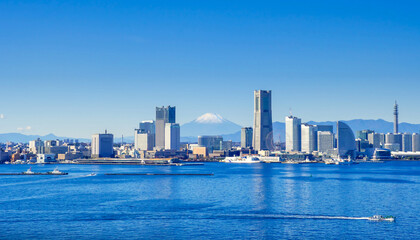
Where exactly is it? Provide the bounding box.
[1,1,420,138]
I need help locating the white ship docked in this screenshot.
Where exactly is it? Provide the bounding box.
[223,156,261,163]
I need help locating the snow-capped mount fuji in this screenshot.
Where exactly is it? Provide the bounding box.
[181,113,242,138]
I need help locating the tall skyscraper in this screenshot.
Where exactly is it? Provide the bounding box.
[394,101,399,134]
[412,133,420,152]
[165,123,180,150]
[241,127,253,148]
[402,133,412,152]
[337,121,356,158]
[139,120,155,134]
[317,131,334,153]
[301,123,316,153]
[285,116,301,152]
[134,129,155,151]
[252,90,273,151]
[155,106,176,149]
[91,131,114,158]
[368,132,385,149]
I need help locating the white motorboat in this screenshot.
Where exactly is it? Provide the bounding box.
[368,215,395,222]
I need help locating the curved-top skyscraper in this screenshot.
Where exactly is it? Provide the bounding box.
[337,121,356,158]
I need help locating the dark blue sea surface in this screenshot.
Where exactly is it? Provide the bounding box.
[0,161,419,239]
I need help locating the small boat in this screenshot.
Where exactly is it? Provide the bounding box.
[368,215,395,222]
[87,173,97,176]
[47,168,68,175]
[23,167,35,175]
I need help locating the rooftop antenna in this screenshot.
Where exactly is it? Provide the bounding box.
[105,129,107,134]
[289,108,293,117]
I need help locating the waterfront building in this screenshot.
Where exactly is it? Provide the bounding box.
[198,135,223,153]
[337,121,356,158]
[402,133,412,152]
[384,143,400,152]
[356,130,375,141]
[317,131,334,153]
[134,129,155,151]
[29,138,44,154]
[155,106,176,149]
[221,140,233,151]
[165,123,180,150]
[91,131,114,158]
[253,90,273,151]
[385,133,402,151]
[285,116,301,152]
[36,154,56,163]
[139,120,155,134]
[241,127,253,148]
[301,123,316,153]
[413,133,420,152]
[368,133,385,149]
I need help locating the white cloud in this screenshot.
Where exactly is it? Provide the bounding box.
[0,114,4,119]
[17,126,32,131]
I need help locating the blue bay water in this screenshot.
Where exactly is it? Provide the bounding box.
[0,162,419,239]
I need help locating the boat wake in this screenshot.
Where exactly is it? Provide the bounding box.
[222,213,369,220]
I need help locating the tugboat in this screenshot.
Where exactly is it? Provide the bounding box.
[47,167,68,175]
[23,167,36,175]
[368,215,395,222]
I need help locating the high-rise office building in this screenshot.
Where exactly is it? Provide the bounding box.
[412,133,420,152]
[368,133,385,149]
[337,121,356,158]
[253,90,273,151]
[317,131,334,153]
[165,123,180,150]
[241,127,253,148]
[402,133,412,152]
[356,130,375,141]
[301,123,316,153]
[139,120,155,134]
[155,106,176,149]
[285,116,301,152]
[91,131,114,158]
[134,129,155,151]
[29,138,44,154]
[198,136,223,153]
[385,133,402,151]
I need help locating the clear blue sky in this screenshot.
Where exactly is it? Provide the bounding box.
[1,0,419,138]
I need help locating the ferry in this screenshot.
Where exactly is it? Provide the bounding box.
[368,215,395,222]
[223,156,261,163]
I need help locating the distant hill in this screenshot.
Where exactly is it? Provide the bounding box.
[0,133,89,143]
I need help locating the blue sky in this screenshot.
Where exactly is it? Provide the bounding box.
[1,0,419,138]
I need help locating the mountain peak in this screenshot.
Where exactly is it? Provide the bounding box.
[194,113,225,124]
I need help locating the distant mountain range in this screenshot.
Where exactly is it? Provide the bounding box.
[1,117,419,144]
[0,133,89,143]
